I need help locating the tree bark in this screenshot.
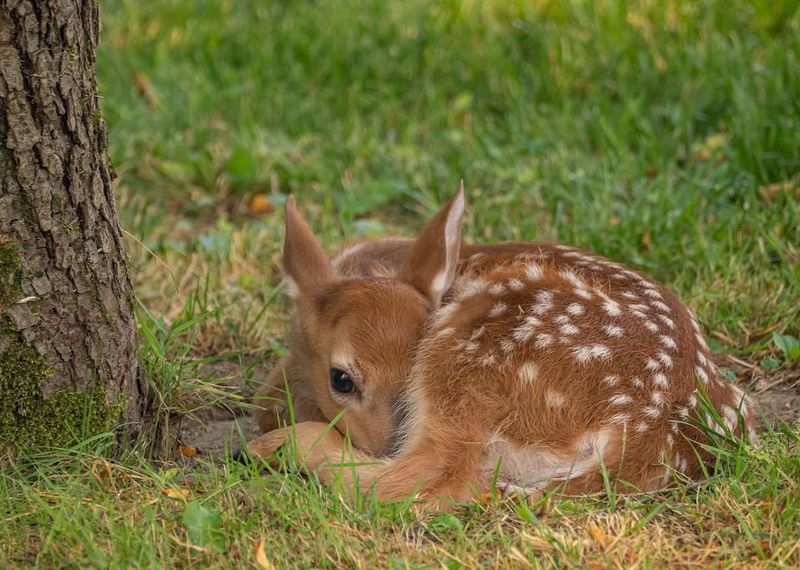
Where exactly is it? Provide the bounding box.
[0,0,144,452]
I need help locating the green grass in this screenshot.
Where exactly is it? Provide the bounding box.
[3,0,800,566]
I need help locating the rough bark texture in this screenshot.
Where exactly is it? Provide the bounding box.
[0,0,144,451]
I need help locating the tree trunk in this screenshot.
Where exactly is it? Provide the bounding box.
[0,0,144,453]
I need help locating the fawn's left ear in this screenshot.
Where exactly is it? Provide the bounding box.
[403,181,466,307]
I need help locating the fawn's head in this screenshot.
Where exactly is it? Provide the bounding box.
[281,185,465,455]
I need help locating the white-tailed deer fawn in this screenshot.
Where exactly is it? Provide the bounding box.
[248,184,757,505]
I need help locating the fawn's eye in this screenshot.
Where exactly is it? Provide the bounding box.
[330,368,355,394]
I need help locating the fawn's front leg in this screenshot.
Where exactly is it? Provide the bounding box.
[246,423,481,505]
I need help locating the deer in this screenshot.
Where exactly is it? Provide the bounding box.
[245,183,757,506]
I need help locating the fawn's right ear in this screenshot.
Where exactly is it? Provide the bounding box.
[404,182,466,307]
[283,196,335,297]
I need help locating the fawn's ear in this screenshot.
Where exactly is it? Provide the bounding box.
[283,196,335,296]
[404,182,466,307]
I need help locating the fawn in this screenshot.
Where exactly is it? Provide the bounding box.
[247,184,757,505]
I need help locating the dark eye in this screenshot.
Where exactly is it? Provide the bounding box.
[330,368,355,394]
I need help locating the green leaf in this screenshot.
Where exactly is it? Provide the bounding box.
[773,333,800,362]
[182,501,225,553]
[428,513,464,533]
[760,356,781,370]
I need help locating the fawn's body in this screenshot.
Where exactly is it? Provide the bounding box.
[249,188,756,504]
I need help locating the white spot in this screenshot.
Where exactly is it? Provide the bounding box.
[631,376,644,388]
[643,406,661,419]
[697,351,708,366]
[642,289,664,300]
[560,270,585,289]
[658,315,676,330]
[458,340,479,352]
[695,366,709,384]
[572,344,612,364]
[534,333,553,348]
[566,303,585,316]
[470,326,486,341]
[499,339,515,353]
[525,264,544,281]
[455,278,487,301]
[695,333,709,350]
[688,394,698,408]
[602,324,624,338]
[609,394,632,406]
[645,358,661,371]
[512,317,541,342]
[518,361,539,383]
[678,407,689,419]
[644,321,659,332]
[574,288,593,300]
[488,302,508,318]
[611,274,627,281]
[620,291,639,300]
[666,433,674,447]
[707,415,725,436]
[602,375,620,387]
[629,303,650,312]
[671,421,680,433]
[559,323,579,336]
[435,326,456,338]
[554,314,571,325]
[610,412,631,424]
[651,300,671,313]
[631,309,649,320]
[657,352,674,369]
[531,291,554,315]
[652,373,669,388]
[635,421,650,433]
[690,315,702,333]
[659,335,677,350]
[488,283,506,296]
[546,390,566,408]
[480,351,497,367]
[507,278,525,291]
[723,406,739,431]
[602,300,622,317]
[651,391,665,406]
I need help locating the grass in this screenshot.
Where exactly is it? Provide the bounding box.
[3,0,800,566]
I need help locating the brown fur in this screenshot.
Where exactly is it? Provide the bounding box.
[249,186,757,506]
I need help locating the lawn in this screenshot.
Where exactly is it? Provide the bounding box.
[2,0,800,567]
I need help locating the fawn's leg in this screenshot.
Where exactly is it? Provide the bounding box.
[246,422,486,504]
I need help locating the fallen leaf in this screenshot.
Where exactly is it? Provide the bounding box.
[179,446,199,458]
[589,522,612,549]
[132,72,160,107]
[758,179,799,202]
[249,194,275,215]
[255,539,276,570]
[163,487,190,500]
